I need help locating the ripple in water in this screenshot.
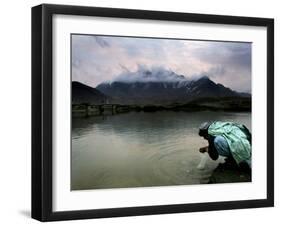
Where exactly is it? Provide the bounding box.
[71,111,251,190]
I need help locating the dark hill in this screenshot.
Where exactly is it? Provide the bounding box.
[72,81,107,104]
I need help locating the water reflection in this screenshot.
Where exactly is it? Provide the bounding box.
[71,111,251,190]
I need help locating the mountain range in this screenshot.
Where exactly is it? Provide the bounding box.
[73,69,250,105]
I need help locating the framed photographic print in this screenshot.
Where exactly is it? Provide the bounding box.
[32,4,274,221]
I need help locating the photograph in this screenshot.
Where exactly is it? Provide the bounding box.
[31,3,274,221]
[71,34,252,190]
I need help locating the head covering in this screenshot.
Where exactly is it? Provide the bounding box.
[198,121,212,137]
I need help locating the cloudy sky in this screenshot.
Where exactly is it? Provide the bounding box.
[72,34,251,93]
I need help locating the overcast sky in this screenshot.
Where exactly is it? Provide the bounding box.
[72,35,251,93]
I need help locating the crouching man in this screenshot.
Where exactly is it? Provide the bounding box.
[198,121,252,170]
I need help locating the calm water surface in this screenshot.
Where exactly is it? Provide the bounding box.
[71,111,251,190]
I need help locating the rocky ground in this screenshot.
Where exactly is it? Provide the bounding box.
[208,158,251,184]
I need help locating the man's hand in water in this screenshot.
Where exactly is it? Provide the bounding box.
[199,146,209,153]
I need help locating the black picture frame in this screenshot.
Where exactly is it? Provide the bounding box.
[32,3,274,222]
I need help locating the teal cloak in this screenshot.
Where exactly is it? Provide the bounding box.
[208,121,251,164]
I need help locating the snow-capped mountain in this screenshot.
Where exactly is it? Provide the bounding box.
[95,68,249,104]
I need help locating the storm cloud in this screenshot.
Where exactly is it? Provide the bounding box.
[72,35,251,93]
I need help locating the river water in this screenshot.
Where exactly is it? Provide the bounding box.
[71,111,251,190]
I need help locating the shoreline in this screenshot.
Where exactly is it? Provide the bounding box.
[72,99,251,117]
[208,162,251,184]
